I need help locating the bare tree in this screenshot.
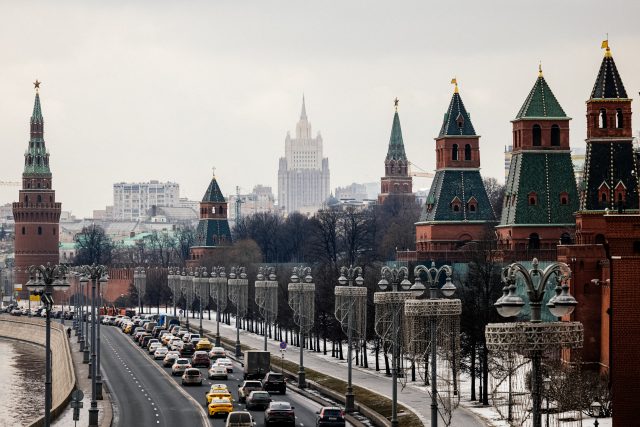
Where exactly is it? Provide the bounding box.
[74,224,115,266]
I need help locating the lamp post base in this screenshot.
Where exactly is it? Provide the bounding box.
[345,390,355,413]
[83,349,90,363]
[391,420,399,427]
[88,405,99,427]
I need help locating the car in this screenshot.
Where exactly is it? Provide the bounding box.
[208,398,233,418]
[172,358,192,376]
[191,337,202,347]
[177,330,188,339]
[147,340,160,352]
[196,338,213,351]
[208,365,228,380]
[262,372,286,394]
[163,351,181,367]
[123,323,134,334]
[10,308,21,316]
[170,325,181,335]
[187,333,200,342]
[182,368,203,386]
[141,335,154,348]
[170,338,183,351]
[180,342,196,357]
[264,401,295,426]
[158,330,170,340]
[209,347,226,360]
[191,351,211,368]
[161,334,174,345]
[225,411,255,427]
[238,380,263,403]
[214,358,234,373]
[154,347,169,360]
[205,389,233,405]
[315,407,346,427]
[246,391,272,410]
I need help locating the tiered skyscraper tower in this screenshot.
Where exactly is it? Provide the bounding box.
[13,82,62,292]
[278,96,330,214]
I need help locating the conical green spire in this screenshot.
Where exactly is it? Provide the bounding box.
[386,111,407,161]
[439,91,476,137]
[515,70,567,119]
[24,88,51,175]
[202,175,226,203]
[32,92,43,123]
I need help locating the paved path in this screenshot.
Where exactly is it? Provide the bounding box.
[197,316,486,427]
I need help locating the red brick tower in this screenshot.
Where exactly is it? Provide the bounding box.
[12,82,62,294]
[378,99,413,204]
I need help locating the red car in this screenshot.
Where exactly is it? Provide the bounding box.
[191,351,211,368]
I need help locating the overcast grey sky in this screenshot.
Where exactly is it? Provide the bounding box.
[0,1,638,217]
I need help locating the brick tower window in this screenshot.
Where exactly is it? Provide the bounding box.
[528,191,538,205]
[452,144,459,161]
[560,192,569,205]
[22,227,25,235]
[37,226,42,235]
[616,108,624,128]
[528,233,540,250]
[451,197,462,212]
[464,144,471,161]
[532,124,542,146]
[599,109,607,129]
[551,125,560,146]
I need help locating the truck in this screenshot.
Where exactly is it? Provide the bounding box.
[157,314,180,329]
[243,350,271,380]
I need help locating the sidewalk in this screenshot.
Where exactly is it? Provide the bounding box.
[196,316,486,427]
[53,324,113,427]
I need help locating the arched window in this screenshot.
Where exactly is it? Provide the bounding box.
[452,144,459,161]
[37,226,42,235]
[53,227,56,235]
[211,206,216,214]
[528,191,537,206]
[532,124,542,146]
[551,125,560,146]
[528,233,540,250]
[25,195,29,204]
[464,144,472,161]
[21,227,25,235]
[601,192,607,202]
[37,195,42,203]
[599,109,607,128]
[616,108,624,128]
[560,232,572,245]
[453,204,460,212]
[560,192,569,205]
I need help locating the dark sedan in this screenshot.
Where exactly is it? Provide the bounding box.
[246,391,271,410]
[191,351,211,368]
[316,407,346,427]
[264,401,295,426]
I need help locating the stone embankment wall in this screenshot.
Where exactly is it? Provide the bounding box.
[0,316,76,426]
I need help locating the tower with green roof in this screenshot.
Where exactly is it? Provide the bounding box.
[12,82,62,292]
[378,100,414,204]
[496,67,578,259]
[189,171,232,264]
[415,81,496,261]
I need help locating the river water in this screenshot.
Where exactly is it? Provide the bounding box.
[0,337,45,426]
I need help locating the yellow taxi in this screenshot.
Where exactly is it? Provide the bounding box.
[205,389,233,405]
[209,383,228,392]
[207,397,233,418]
[196,338,213,351]
[161,334,174,345]
[124,324,133,334]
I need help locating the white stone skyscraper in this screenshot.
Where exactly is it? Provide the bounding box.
[278,96,330,214]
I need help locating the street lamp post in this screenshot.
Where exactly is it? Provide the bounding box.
[26,263,69,427]
[133,267,146,315]
[375,266,412,427]
[404,262,460,427]
[589,401,603,427]
[334,265,366,413]
[194,267,207,336]
[81,275,90,364]
[486,259,583,427]
[255,267,278,351]
[228,267,248,357]
[82,265,108,406]
[288,266,315,389]
[210,267,228,347]
[167,267,178,317]
[180,269,191,332]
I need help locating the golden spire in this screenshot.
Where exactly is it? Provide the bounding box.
[538,62,543,78]
[451,77,458,93]
[601,35,611,57]
[394,97,399,111]
[33,79,41,92]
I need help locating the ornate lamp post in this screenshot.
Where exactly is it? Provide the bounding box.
[210,266,228,346]
[486,259,583,427]
[26,263,69,427]
[589,401,603,427]
[334,265,366,413]
[167,267,178,317]
[81,275,90,364]
[288,266,315,389]
[375,266,412,427]
[194,267,207,336]
[405,262,461,427]
[228,267,248,356]
[179,269,191,331]
[255,267,278,351]
[133,267,146,315]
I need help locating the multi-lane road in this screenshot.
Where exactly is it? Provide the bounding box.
[102,325,343,427]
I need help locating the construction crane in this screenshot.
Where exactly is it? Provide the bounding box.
[235,186,244,221]
[408,161,435,178]
[0,181,20,187]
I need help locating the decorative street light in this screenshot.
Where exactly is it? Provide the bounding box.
[589,401,603,427]
[255,267,278,351]
[179,269,191,331]
[288,266,315,389]
[167,267,179,317]
[404,262,461,427]
[210,266,228,347]
[80,264,108,426]
[26,263,69,427]
[334,265,366,413]
[80,275,90,364]
[194,267,207,336]
[228,267,248,356]
[133,267,146,315]
[486,259,583,427]
[375,266,412,427]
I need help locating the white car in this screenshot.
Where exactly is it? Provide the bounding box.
[171,339,184,351]
[148,342,162,354]
[208,365,228,380]
[172,358,191,376]
[154,347,169,360]
[213,358,234,373]
[186,333,200,342]
[209,347,226,360]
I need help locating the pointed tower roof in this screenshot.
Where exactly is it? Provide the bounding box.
[515,67,567,119]
[300,94,307,120]
[24,82,51,175]
[439,85,477,137]
[386,107,407,161]
[590,43,628,99]
[32,92,43,124]
[202,173,226,203]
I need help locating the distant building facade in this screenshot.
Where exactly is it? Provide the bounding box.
[228,185,275,225]
[112,180,180,220]
[278,97,330,215]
